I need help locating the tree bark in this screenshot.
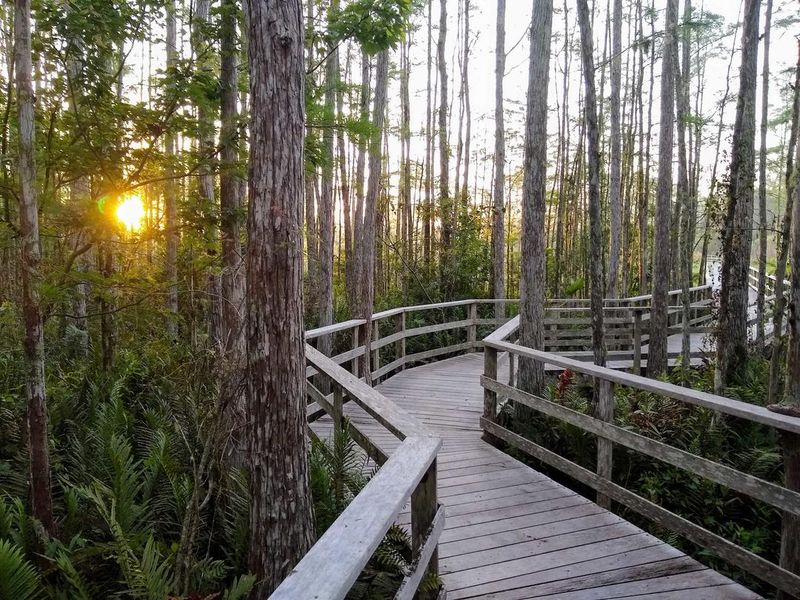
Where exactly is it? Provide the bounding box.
[437,0,452,294]
[768,43,800,407]
[576,0,607,370]
[165,0,179,338]
[648,0,678,376]
[717,0,761,391]
[244,0,315,593]
[318,2,338,358]
[15,0,53,533]
[607,0,622,298]
[756,0,773,348]
[517,0,553,397]
[776,71,800,597]
[192,0,221,346]
[219,0,246,457]
[492,0,506,319]
[423,0,433,268]
[357,50,389,384]
[676,0,692,373]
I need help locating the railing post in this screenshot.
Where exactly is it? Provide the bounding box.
[411,459,438,599]
[508,352,515,387]
[395,311,406,370]
[351,325,360,378]
[595,379,614,509]
[483,346,499,445]
[633,311,642,375]
[372,321,380,380]
[332,382,343,430]
[467,302,478,351]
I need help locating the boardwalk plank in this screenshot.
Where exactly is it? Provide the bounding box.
[311,352,762,599]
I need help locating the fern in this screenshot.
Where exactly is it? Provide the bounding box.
[0,538,42,600]
[222,574,256,600]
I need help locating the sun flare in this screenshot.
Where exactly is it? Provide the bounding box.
[116,195,145,231]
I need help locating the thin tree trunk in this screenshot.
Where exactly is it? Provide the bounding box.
[517,0,553,398]
[767,44,800,406]
[676,0,693,374]
[774,69,800,595]
[438,0,451,294]
[15,0,53,534]
[492,0,506,319]
[219,0,245,454]
[756,0,773,348]
[357,50,389,384]
[460,0,472,206]
[350,51,370,311]
[648,0,678,376]
[245,0,315,593]
[607,0,622,297]
[423,0,433,268]
[318,2,338,358]
[717,0,761,391]
[165,0,179,338]
[193,0,220,346]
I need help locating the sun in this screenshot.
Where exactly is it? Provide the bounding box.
[116,195,145,231]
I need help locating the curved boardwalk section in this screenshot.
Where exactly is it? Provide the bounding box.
[316,353,760,599]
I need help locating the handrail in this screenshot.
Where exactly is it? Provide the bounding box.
[285,342,443,598]
[481,318,800,597]
[272,436,441,600]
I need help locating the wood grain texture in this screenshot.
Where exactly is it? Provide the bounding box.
[312,353,760,598]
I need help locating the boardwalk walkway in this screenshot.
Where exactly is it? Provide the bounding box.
[314,353,760,599]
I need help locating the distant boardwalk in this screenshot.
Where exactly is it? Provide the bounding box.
[313,353,760,599]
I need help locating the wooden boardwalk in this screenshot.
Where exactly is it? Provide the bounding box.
[314,353,761,599]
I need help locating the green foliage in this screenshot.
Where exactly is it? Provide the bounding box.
[0,350,252,598]
[0,539,42,600]
[329,0,414,54]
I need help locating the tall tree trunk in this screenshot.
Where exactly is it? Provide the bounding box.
[756,0,773,348]
[423,0,433,268]
[437,0,451,294]
[676,0,692,373]
[357,50,389,384]
[318,2,338,358]
[460,0,472,206]
[15,0,53,534]
[245,0,314,593]
[607,0,622,297]
[717,0,761,391]
[165,0,179,338]
[648,0,678,376]
[492,0,506,319]
[193,0,221,346]
[517,0,553,397]
[767,44,800,406]
[576,0,606,369]
[577,0,611,506]
[400,37,412,283]
[774,78,800,597]
[337,47,353,299]
[641,0,656,292]
[350,51,370,311]
[219,0,245,453]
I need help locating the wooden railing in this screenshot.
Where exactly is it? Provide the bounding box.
[481,314,800,598]
[271,344,444,599]
[282,284,715,598]
[305,285,715,385]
